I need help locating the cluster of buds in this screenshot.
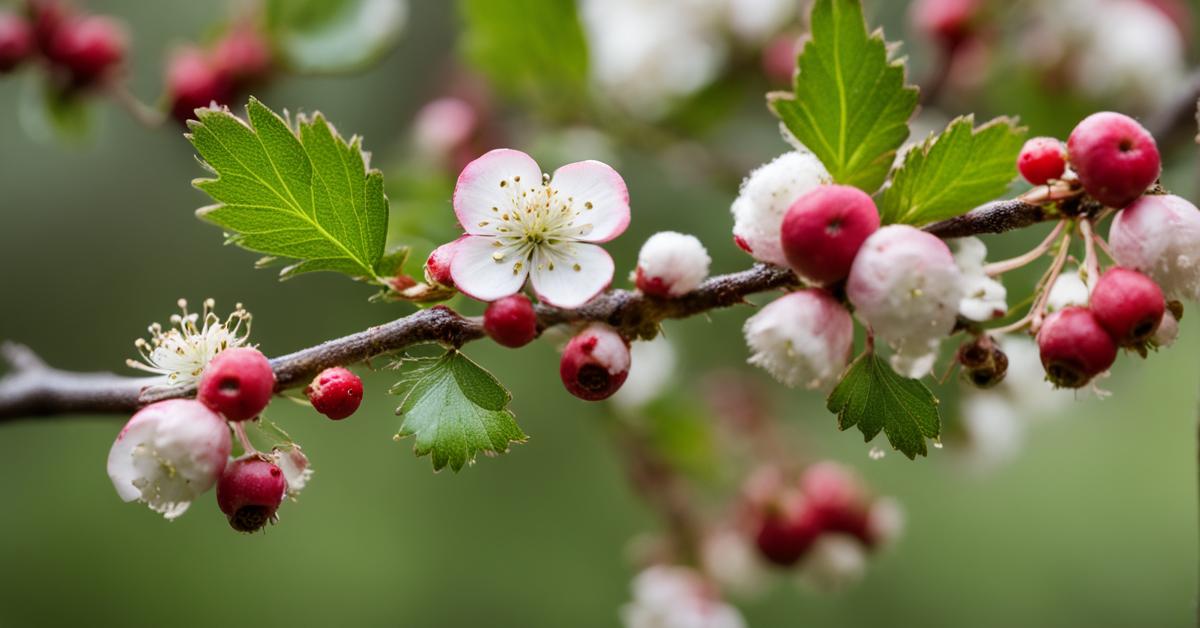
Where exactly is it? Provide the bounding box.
[0,1,125,89]
[109,300,364,531]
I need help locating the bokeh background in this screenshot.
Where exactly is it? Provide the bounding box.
[1,1,1198,626]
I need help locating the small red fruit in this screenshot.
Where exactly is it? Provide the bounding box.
[559,324,630,401]
[484,294,538,348]
[211,25,272,89]
[800,462,872,545]
[424,239,462,287]
[780,185,880,285]
[165,46,233,125]
[910,0,982,48]
[1037,307,1118,388]
[216,456,287,533]
[1089,267,1165,347]
[29,0,69,58]
[198,347,276,421]
[49,15,126,87]
[754,493,823,567]
[1017,137,1067,185]
[1067,112,1161,209]
[0,13,34,73]
[305,367,363,421]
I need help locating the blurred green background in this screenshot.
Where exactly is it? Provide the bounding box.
[1,1,1198,626]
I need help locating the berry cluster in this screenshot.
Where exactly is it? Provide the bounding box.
[0,1,125,90]
[165,24,272,125]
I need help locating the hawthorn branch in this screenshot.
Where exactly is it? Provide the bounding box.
[0,198,1055,422]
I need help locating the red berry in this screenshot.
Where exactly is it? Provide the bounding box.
[559,324,630,401]
[1037,307,1118,388]
[216,456,287,533]
[198,347,276,422]
[800,462,873,545]
[165,46,233,125]
[0,13,34,73]
[1067,112,1161,209]
[305,366,363,420]
[484,294,538,348]
[1017,137,1066,185]
[425,239,461,287]
[1090,267,1165,347]
[754,493,823,567]
[910,0,981,48]
[29,0,69,59]
[780,185,880,285]
[210,26,272,89]
[49,15,126,87]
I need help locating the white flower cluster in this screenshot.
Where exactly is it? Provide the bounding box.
[953,237,1008,322]
[621,566,746,628]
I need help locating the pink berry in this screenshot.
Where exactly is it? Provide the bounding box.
[910,0,981,48]
[780,185,880,285]
[305,367,363,420]
[1090,268,1165,347]
[559,324,630,401]
[754,494,822,567]
[210,25,272,89]
[0,13,34,73]
[165,46,233,125]
[800,462,873,546]
[49,15,126,87]
[424,239,462,287]
[198,347,276,422]
[484,294,538,348]
[216,456,287,533]
[1067,112,1161,209]
[29,0,69,59]
[1017,137,1066,185]
[1037,307,1118,388]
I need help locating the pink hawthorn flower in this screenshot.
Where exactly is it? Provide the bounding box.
[449,149,630,308]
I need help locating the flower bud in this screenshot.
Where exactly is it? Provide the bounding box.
[635,231,711,297]
[731,151,832,267]
[743,289,853,390]
[1109,194,1200,301]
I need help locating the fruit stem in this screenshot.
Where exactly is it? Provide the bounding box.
[1079,219,1101,294]
[984,219,1066,277]
[232,420,259,456]
[106,82,166,129]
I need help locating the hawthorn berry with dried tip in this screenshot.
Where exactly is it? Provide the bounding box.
[1089,268,1165,347]
[198,347,276,421]
[483,294,538,348]
[560,324,630,401]
[754,493,822,567]
[1037,307,1117,388]
[1067,112,1160,208]
[216,456,287,533]
[0,12,34,73]
[306,367,364,421]
[780,184,880,285]
[1017,137,1066,185]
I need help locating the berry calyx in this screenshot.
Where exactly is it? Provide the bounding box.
[780,185,880,285]
[1067,112,1160,209]
[305,367,363,421]
[560,324,630,401]
[956,336,1008,389]
[1037,307,1118,388]
[754,494,822,567]
[0,12,34,73]
[216,456,287,533]
[1017,137,1067,185]
[198,347,276,422]
[48,15,125,87]
[483,294,538,348]
[165,46,232,125]
[1089,267,1165,347]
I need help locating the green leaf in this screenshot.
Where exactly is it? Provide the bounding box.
[879,115,1027,225]
[640,396,719,481]
[826,350,940,459]
[189,98,388,280]
[266,0,407,74]
[390,351,527,472]
[459,0,588,111]
[768,0,917,194]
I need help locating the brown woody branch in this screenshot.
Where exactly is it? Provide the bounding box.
[0,199,1052,422]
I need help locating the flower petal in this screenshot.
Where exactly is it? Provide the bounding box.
[450,235,530,302]
[529,243,614,308]
[107,415,158,503]
[550,160,630,243]
[453,149,543,236]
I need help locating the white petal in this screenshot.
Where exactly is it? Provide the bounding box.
[453,149,543,236]
[449,235,530,302]
[529,243,614,308]
[107,415,158,503]
[550,160,630,243]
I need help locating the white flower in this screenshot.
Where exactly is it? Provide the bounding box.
[1073,0,1185,109]
[1153,308,1180,348]
[611,336,677,410]
[701,528,769,598]
[957,394,1026,470]
[621,566,746,628]
[724,0,797,44]
[847,225,964,378]
[797,534,867,592]
[1046,267,1090,312]
[731,150,833,267]
[107,399,232,519]
[636,231,711,297]
[744,289,854,389]
[449,149,631,308]
[126,298,252,388]
[866,497,906,549]
[272,446,313,498]
[952,237,1007,322]
[1109,194,1200,301]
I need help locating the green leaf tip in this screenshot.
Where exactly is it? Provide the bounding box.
[390,350,527,473]
[188,98,389,282]
[826,350,941,460]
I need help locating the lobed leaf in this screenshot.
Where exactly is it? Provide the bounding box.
[826,350,940,459]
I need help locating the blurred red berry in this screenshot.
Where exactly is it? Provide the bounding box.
[165,46,233,124]
[1090,268,1165,347]
[0,12,34,73]
[1017,137,1067,186]
[216,456,287,533]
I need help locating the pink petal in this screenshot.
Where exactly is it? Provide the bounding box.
[550,160,630,243]
[529,243,614,308]
[449,235,530,302]
[453,149,543,236]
